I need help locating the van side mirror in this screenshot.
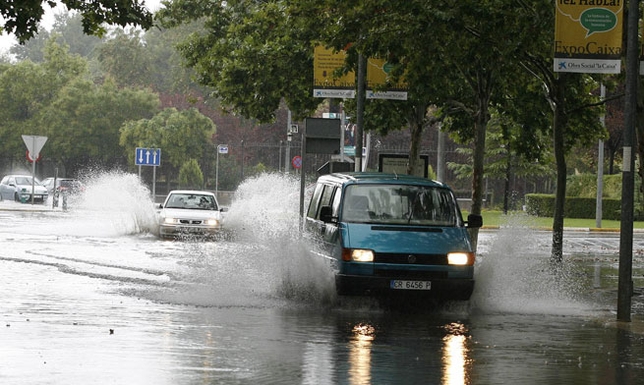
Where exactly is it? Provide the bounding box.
[320,206,335,223]
[466,214,483,228]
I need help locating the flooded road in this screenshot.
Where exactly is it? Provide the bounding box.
[2,172,644,384]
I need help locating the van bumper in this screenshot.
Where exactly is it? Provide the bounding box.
[336,275,474,300]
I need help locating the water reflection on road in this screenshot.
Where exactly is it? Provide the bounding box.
[1,172,644,384]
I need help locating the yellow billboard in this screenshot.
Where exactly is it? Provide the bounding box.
[313,45,407,100]
[366,58,408,100]
[313,45,355,98]
[554,0,623,73]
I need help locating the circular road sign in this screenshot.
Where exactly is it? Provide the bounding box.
[292,155,302,169]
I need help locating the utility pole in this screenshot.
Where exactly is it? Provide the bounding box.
[617,0,638,322]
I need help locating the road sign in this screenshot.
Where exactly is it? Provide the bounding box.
[218,144,229,154]
[26,150,42,163]
[22,135,47,160]
[135,147,161,166]
[292,155,302,169]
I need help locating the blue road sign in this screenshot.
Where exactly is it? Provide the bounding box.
[135,147,161,166]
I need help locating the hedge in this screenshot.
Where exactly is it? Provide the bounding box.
[525,194,621,220]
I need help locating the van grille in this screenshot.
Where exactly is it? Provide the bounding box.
[375,253,447,265]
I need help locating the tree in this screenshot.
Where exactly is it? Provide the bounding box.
[178,158,203,189]
[157,0,321,122]
[39,77,160,174]
[97,29,153,88]
[0,38,88,170]
[119,107,216,187]
[157,0,609,254]
[448,108,554,213]
[0,0,153,43]
[11,13,103,62]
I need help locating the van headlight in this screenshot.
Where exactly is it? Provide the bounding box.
[447,252,475,266]
[342,249,374,262]
[204,219,220,226]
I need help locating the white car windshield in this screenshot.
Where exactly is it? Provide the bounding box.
[341,184,459,226]
[166,193,218,210]
[15,177,35,185]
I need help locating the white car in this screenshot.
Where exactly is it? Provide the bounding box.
[0,174,49,203]
[157,190,227,239]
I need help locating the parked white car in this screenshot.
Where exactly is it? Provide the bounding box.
[157,190,227,239]
[0,174,49,203]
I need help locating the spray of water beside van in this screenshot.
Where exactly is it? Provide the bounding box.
[304,172,483,301]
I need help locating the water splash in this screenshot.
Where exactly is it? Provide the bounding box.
[223,173,302,242]
[472,215,596,316]
[149,173,336,308]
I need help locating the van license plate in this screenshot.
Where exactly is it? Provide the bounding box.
[390,280,431,290]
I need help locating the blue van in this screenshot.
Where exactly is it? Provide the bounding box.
[305,172,482,301]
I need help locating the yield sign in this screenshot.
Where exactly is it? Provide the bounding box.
[22,135,48,160]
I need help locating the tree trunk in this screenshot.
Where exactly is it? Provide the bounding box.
[470,99,489,248]
[407,104,425,176]
[551,74,568,263]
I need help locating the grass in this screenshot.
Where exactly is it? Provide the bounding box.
[473,210,644,230]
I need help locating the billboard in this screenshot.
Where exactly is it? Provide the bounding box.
[554,1,623,74]
[313,45,356,98]
[313,45,407,100]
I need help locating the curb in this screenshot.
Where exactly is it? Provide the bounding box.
[481,225,644,233]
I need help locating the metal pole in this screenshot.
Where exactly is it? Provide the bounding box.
[617,0,638,322]
[216,147,220,196]
[286,110,292,173]
[152,165,156,201]
[31,136,36,204]
[299,131,306,231]
[596,84,605,228]
[596,139,604,228]
[355,54,366,172]
[437,123,445,181]
[241,140,244,180]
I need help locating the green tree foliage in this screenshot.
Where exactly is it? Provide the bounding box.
[39,78,160,174]
[97,29,153,88]
[157,0,321,122]
[0,0,153,43]
[0,39,88,164]
[11,13,103,62]
[120,107,216,186]
[178,158,203,189]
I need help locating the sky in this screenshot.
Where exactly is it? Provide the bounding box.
[0,0,164,55]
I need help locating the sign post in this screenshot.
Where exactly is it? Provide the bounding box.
[135,148,161,199]
[216,144,228,196]
[21,135,47,204]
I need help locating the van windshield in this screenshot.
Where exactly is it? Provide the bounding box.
[341,184,459,226]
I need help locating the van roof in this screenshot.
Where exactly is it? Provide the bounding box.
[317,172,450,189]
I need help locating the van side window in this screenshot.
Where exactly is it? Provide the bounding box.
[307,183,325,219]
[307,183,336,220]
[318,185,335,218]
[331,187,342,217]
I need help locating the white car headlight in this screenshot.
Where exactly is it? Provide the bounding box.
[163,217,177,224]
[204,219,220,226]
